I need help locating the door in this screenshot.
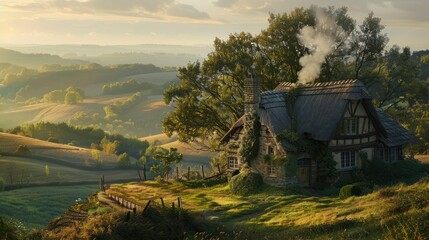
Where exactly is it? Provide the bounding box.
[297,158,312,187]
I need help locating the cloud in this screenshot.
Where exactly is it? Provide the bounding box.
[5,0,211,21]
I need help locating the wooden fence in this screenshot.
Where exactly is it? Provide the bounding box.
[105,192,183,214]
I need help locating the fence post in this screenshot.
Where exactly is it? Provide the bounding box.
[176,167,179,179]
[172,202,175,210]
[160,197,165,207]
[126,211,131,222]
[217,163,221,174]
[187,167,190,180]
[201,165,205,179]
[142,200,151,215]
[143,164,147,181]
[178,197,181,208]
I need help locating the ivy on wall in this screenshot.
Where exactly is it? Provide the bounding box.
[276,86,337,183]
[239,110,261,164]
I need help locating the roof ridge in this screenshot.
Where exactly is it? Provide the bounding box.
[275,79,360,90]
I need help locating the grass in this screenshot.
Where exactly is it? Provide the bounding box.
[0,184,99,229]
[102,177,429,239]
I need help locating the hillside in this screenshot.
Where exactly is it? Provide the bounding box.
[0,132,142,185]
[38,176,429,239]
[0,64,164,99]
[0,94,173,136]
[0,47,89,69]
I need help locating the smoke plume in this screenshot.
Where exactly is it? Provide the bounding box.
[297,9,343,84]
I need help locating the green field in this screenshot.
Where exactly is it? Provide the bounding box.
[0,184,99,229]
[102,179,429,239]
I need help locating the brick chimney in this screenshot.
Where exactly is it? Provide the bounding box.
[244,74,260,115]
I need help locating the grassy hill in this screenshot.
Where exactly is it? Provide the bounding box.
[37,175,429,239]
[0,47,89,69]
[0,94,173,136]
[0,132,142,185]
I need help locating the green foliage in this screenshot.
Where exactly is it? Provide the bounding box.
[101,79,156,95]
[339,182,372,199]
[180,175,228,189]
[239,114,261,162]
[0,217,28,240]
[229,167,263,195]
[99,137,118,154]
[43,86,84,105]
[104,92,145,120]
[117,153,131,167]
[91,149,102,167]
[44,165,50,177]
[362,156,429,184]
[387,103,429,154]
[150,148,183,180]
[46,204,212,240]
[8,122,149,158]
[15,145,31,154]
[277,130,336,183]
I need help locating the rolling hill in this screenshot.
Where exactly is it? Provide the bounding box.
[0,47,89,69]
[0,132,143,186]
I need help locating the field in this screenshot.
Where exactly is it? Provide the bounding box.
[0,184,99,229]
[82,176,428,239]
[0,132,143,187]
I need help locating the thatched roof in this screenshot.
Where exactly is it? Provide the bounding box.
[376,109,418,147]
[221,80,415,150]
[261,80,380,142]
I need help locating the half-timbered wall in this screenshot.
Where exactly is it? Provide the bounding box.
[329,100,378,150]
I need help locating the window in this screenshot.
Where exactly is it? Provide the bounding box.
[379,146,403,163]
[228,157,239,169]
[267,145,275,155]
[267,166,277,176]
[341,151,356,169]
[379,148,390,162]
[344,118,358,135]
[396,146,403,161]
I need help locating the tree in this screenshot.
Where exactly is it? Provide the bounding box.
[117,153,131,167]
[373,46,419,108]
[163,6,388,148]
[150,147,183,180]
[351,12,389,82]
[91,149,102,167]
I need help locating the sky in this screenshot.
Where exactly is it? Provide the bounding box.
[1,0,428,51]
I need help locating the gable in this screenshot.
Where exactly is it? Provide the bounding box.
[261,80,374,142]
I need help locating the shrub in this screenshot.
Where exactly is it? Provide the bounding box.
[117,153,131,167]
[0,217,27,240]
[181,175,228,188]
[229,170,263,196]
[339,182,372,199]
[15,145,31,154]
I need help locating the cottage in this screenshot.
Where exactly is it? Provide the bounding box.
[220,77,417,187]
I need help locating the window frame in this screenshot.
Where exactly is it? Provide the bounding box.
[228,157,239,169]
[344,117,358,135]
[340,151,356,169]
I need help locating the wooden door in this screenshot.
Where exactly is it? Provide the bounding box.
[297,158,311,187]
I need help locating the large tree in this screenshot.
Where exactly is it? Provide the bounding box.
[163,6,390,148]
